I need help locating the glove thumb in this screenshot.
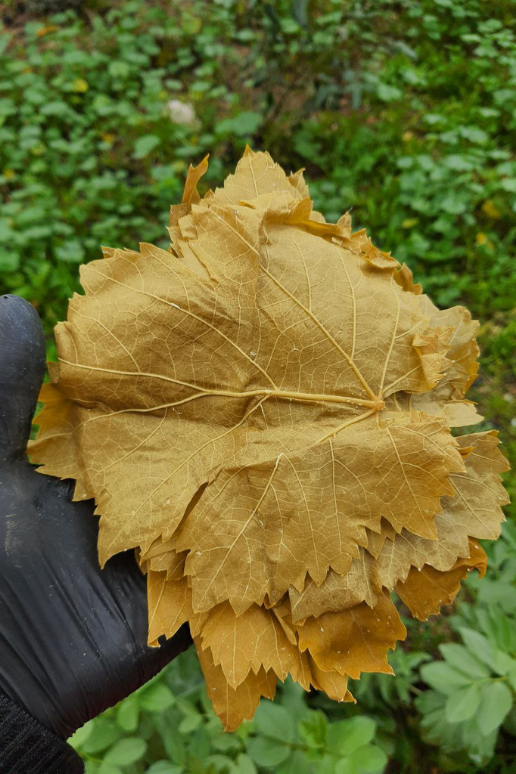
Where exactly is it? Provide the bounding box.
[0,295,46,462]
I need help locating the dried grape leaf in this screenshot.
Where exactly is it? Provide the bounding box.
[195,636,277,731]
[365,519,397,559]
[374,431,507,582]
[396,538,488,620]
[308,656,355,703]
[147,571,193,646]
[29,148,509,728]
[291,431,507,619]
[140,540,186,578]
[177,412,465,614]
[295,592,406,679]
[192,601,312,690]
[289,549,378,622]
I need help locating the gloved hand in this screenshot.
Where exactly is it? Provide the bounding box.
[0,294,191,740]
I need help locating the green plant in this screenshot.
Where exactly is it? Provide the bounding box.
[418,625,516,765]
[2,0,516,771]
[417,524,516,767]
[70,650,387,774]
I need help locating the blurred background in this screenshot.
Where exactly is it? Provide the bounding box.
[0,0,515,772]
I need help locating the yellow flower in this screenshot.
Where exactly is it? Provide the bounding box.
[71,78,89,93]
[37,24,57,37]
[475,232,493,248]
[481,200,502,219]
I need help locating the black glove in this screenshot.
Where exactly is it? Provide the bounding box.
[0,294,191,740]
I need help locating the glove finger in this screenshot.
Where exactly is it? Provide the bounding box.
[0,295,46,461]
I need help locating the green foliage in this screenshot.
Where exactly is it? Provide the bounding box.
[2,0,515,771]
[70,651,387,774]
[415,525,516,768]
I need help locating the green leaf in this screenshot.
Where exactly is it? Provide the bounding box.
[98,765,122,774]
[277,750,310,774]
[204,754,234,772]
[459,628,494,668]
[108,61,131,79]
[54,239,85,264]
[116,697,139,732]
[189,723,211,761]
[350,744,387,773]
[500,178,516,193]
[275,750,313,774]
[215,112,262,137]
[476,682,513,736]
[439,643,490,679]
[420,662,472,696]
[133,134,160,159]
[146,763,183,774]
[178,712,202,734]
[68,719,94,750]
[0,249,20,272]
[209,728,240,751]
[460,126,488,144]
[279,678,310,725]
[80,719,121,755]
[335,759,357,774]
[98,764,122,774]
[182,15,202,34]
[292,0,310,27]
[442,155,474,171]
[103,737,147,765]
[299,709,328,747]
[210,729,241,752]
[230,753,257,774]
[175,697,199,716]
[492,650,516,677]
[160,711,186,765]
[445,683,481,723]
[139,683,175,712]
[376,83,403,102]
[246,736,291,767]
[327,717,375,756]
[253,700,295,744]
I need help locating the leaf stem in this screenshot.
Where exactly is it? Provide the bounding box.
[58,360,385,413]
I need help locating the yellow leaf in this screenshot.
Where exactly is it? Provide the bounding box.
[308,656,355,703]
[147,570,193,646]
[195,637,277,731]
[295,592,406,679]
[396,538,487,620]
[71,78,89,93]
[289,549,378,622]
[481,200,502,219]
[28,148,509,728]
[140,540,187,577]
[374,431,507,580]
[191,601,312,689]
[283,431,507,622]
[36,24,57,36]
